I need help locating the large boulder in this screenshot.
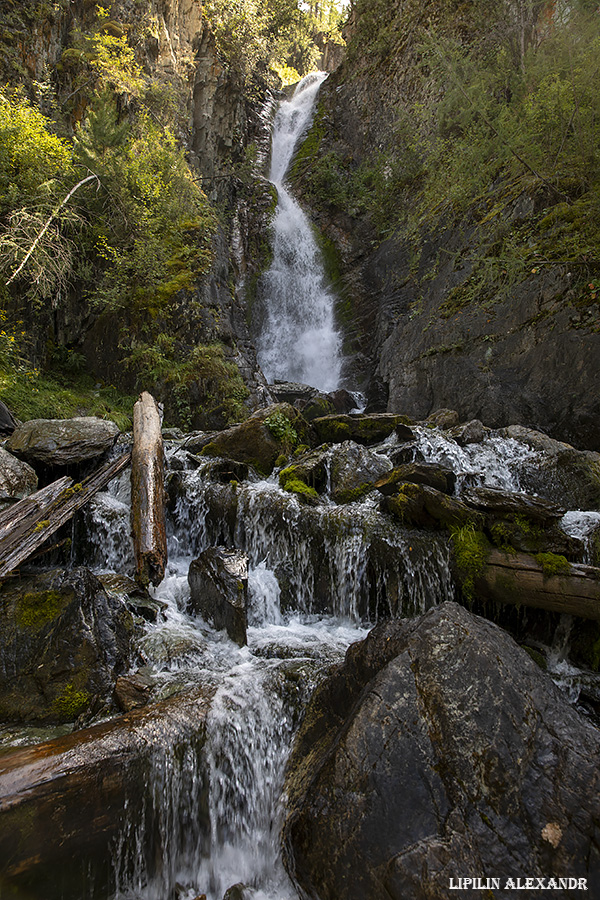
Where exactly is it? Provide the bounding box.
[6,416,119,466]
[283,603,600,900]
[200,404,308,475]
[188,547,249,646]
[0,568,136,723]
[0,446,37,500]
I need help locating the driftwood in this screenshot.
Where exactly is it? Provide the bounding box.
[131,391,167,587]
[0,452,131,580]
[475,549,600,621]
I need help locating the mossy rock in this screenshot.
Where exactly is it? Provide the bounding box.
[374,462,456,496]
[201,404,308,475]
[329,441,392,504]
[311,414,414,447]
[0,568,136,724]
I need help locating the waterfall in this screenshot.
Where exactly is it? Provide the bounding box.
[256,73,342,391]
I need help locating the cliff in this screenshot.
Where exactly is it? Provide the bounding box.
[292,0,600,449]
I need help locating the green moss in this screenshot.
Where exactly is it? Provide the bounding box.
[281,477,319,502]
[450,524,491,601]
[51,684,91,720]
[534,552,571,577]
[334,483,373,505]
[16,590,67,631]
[274,453,288,468]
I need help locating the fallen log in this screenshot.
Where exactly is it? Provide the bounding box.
[474,549,600,621]
[0,452,131,580]
[131,391,167,587]
[0,688,213,900]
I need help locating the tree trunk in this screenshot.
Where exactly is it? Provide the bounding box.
[131,391,167,587]
[475,549,600,621]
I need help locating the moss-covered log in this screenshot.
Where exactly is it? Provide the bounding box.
[475,549,600,621]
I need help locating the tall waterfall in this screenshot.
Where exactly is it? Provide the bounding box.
[256,73,342,391]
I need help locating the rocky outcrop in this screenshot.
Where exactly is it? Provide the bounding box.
[328,441,392,503]
[6,416,119,466]
[0,567,136,723]
[188,547,249,646]
[311,413,414,446]
[283,602,600,900]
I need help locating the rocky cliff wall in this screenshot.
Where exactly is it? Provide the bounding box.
[0,0,277,422]
[293,0,600,450]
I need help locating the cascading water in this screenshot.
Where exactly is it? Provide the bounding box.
[256,73,342,391]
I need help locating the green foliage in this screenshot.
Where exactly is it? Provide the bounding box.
[124,338,249,428]
[264,410,298,448]
[450,523,491,601]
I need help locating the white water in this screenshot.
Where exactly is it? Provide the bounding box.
[256,73,342,391]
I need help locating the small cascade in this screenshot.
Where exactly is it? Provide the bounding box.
[256,73,342,390]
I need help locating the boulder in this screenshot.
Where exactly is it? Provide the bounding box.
[329,441,392,504]
[188,547,249,646]
[0,568,136,724]
[374,462,456,496]
[311,413,414,447]
[422,407,460,429]
[0,446,37,499]
[6,416,119,466]
[503,425,600,510]
[283,603,600,900]
[278,445,331,497]
[200,404,308,475]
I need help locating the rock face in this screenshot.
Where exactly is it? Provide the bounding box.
[283,603,600,900]
[328,441,392,503]
[0,446,37,499]
[188,547,249,646]
[6,416,119,466]
[0,568,136,723]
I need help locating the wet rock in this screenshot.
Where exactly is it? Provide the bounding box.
[278,446,330,496]
[388,441,423,467]
[0,446,38,499]
[0,568,136,724]
[329,441,392,504]
[6,416,119,466]
[114,671,154,711]
[461,485,565,523]
[98,573,167,623]
[383,482,481,530]
[269,381,318,405]
[504,425,600,510]
[283,602,600,900]
[200,404,308,475]
[374,462,456,496]
[311,413,414,446]
[222,885,252,900]
[448,418,486,445]
[297,392,337,421]
[188,547,248,646]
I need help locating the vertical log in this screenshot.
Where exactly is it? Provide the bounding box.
[131,392,167,587]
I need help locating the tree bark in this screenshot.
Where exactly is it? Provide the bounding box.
[131,391,167,587]
[0,453,131,580]
[475,549,600,621]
